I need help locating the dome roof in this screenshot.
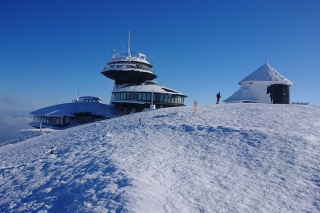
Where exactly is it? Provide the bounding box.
[239,63,293,86]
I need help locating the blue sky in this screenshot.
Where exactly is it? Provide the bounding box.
[1,0,319,142]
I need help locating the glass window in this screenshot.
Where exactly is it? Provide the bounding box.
[142,93,146,100]
[123,93,126,100]
[138,93,142,100]
[133,93,137,100]
[160,94,164,102]
[129,93,133,100]
[155,93,160,101]
[146,93,151,101]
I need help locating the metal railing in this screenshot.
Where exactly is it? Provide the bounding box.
[0,139,19,148]
[0,130,52,148]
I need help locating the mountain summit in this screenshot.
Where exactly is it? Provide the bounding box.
[1,104,319,212]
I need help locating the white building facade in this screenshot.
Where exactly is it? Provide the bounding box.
[224,63,293,104]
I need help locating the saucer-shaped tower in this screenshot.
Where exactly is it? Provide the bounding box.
[101,52,157,84]
[101,34,187,114]
[224,62,293,104]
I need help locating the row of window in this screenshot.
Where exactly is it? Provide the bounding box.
[33,115,64,124]
[110,64,135,69]
[109,62,152,71]
[114,92,184,104]
[82,99,101,103]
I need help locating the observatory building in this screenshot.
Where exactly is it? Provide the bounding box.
[223,62,293,104]
[101,32,187,114]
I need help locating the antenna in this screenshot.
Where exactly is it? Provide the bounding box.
[128,30,131,56]
[265,57,268,64]
[74,89,79,102]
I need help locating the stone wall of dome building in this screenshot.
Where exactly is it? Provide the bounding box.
[239,82,290,104]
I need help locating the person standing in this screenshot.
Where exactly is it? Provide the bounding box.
[216,92,221,104]
[194,100,198,112]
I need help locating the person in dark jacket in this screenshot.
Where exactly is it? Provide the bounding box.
[216,92,221,104]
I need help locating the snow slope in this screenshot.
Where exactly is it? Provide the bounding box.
[1,104,320,212]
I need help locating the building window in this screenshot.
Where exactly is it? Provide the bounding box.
[160,94,164,102]
[155,93,160,102]
[129,93,133,100]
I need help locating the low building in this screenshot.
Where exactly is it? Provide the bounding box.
[224,62,293,104]
[29,96,118,129]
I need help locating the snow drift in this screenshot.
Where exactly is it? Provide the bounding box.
[0,104,320,212]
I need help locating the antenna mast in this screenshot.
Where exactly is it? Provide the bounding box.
[128,30,131,56]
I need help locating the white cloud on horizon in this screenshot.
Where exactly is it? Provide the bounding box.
[0,110,32,142]
[0,91,34,142]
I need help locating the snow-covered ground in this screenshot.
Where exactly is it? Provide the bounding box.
[0,104,320,212]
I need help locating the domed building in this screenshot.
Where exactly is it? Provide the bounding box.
[223,62,293,104]
[29,96,118,129]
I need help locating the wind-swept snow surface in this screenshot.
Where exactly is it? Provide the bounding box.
[1,104,320,212]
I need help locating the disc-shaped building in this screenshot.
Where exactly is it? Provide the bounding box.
[101,51,187,114]
[223,62,293,104]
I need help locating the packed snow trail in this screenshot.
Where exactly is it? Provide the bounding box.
[0,104,320,212]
